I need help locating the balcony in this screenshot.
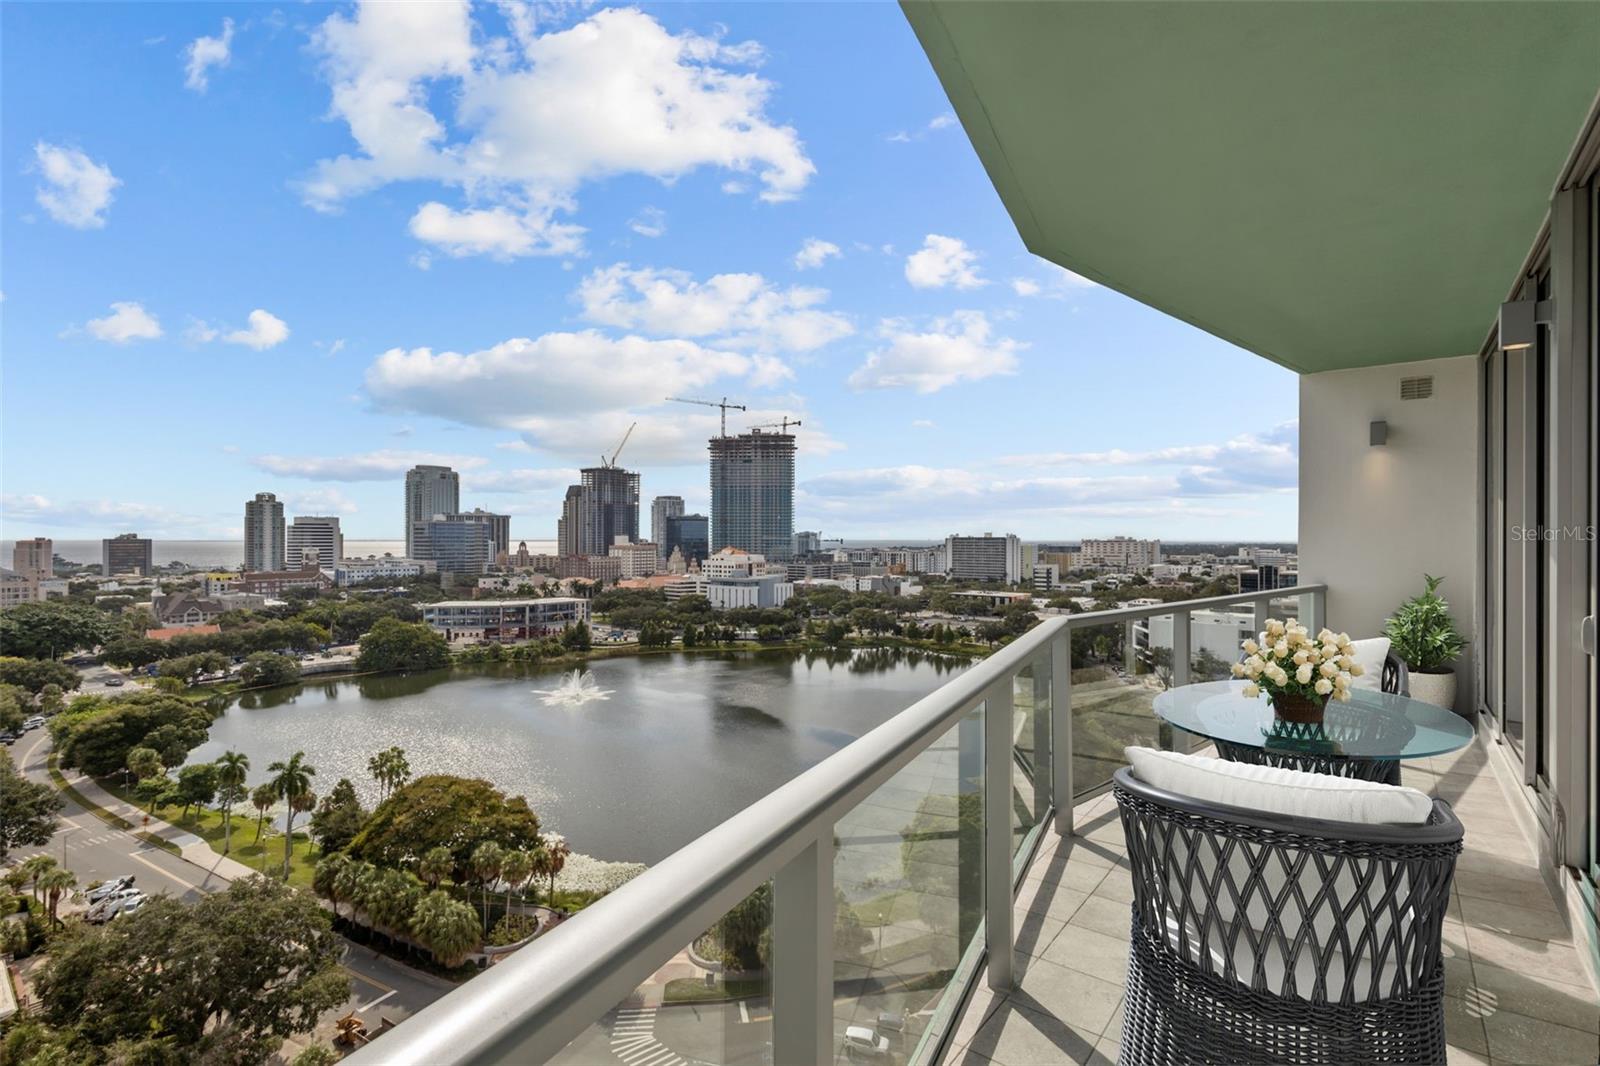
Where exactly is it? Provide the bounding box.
[347,586,1599,1065]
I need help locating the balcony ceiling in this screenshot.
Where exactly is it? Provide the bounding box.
[902,1,1600,373]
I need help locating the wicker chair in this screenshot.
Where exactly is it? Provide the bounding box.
[1112,766,1462,1066]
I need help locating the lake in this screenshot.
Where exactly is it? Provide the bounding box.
[187,648,968,864]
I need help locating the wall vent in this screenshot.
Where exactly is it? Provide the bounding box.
[1400,376,1434,400]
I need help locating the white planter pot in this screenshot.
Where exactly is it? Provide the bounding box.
[1408,669,1457,712]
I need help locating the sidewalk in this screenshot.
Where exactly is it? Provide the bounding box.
[63,769,258,887]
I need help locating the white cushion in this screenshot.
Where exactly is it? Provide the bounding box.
[1125,746,1432,825]
[1345,636,1391,691]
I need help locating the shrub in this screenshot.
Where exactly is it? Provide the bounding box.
[488,912,540,945]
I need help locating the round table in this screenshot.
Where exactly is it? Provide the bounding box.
[1153,679,1475,783]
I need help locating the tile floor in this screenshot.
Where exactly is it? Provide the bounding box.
[941,741,1600,1065]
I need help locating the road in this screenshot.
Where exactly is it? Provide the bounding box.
[6,727,450,1031]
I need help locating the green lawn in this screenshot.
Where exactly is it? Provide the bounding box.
[101,781,320,887]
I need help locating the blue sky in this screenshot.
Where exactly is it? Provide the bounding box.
[1,2,1299,543]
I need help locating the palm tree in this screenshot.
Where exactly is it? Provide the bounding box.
[214,750,249,855]
[38,867,76,925]
[251,783,277,841]
[471,841,505,934]
[372,869,422,948]
[315,853,352,920]
[536,833,570,904]
[22,855,57,901]
[418,845,452,891]
[267,751,316,878]
[411,890,480,967]
[335,858,372,926]
[291,788,318,856]
[366,746,412,804]
[500,849,533,922]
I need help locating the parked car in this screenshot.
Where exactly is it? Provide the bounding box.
[876,1010,907,1035]
[22,716,47,731]
[85,876,136,904]
[86,889,145,923]
[843,1027,890,1060]
[0,732,17,745]
[104,676,126,687]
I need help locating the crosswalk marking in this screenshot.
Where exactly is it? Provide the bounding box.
[608,1007,684,1066]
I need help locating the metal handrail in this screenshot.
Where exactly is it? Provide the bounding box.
[351,582,1327,1065]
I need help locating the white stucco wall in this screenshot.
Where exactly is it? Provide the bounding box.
[1298,354,1480,712]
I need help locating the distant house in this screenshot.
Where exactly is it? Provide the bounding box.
[154,594,228,628]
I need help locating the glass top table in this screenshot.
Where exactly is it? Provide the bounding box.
[1153,680,1475,781]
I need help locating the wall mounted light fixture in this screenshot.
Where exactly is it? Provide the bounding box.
[1499,298,1554,351]
[1369,420,1388,447]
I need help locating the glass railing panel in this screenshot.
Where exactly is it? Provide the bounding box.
[1071,620,1163,796]
[547,883,774,1066]
[1011,666,1042,856]
[832,704,984,1065]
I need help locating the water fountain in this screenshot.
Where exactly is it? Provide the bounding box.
[537,669,614,707]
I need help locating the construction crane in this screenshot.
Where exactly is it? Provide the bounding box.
[749,417,802,434]
[667,396,747,438]
[601,422,636,468]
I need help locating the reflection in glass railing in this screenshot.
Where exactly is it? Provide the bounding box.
[547,884,773,1066]
[831,706,984,1065]
[1071,621,1163,795]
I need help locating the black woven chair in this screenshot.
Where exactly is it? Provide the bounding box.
[1112,766,1462,1066]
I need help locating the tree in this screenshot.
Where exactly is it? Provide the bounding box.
[215,750,250,855]
[500,848,533,919]
[355,618,451,674]
[22,855,58,901]
[559,621,592,652]
[531,833,571,902]
[37,683,66,715]
[157,651,229,686]
[55,691,213,777]
[126,746,164,783]
[268,752,315,876]
[471,841,505,934]
[367,745,411,803]
[0,751,63,860]
[172,762,219,820]
[0,685,28,734]
[239,651,300,688]
[33,876,349,1059]
[313,853,353,921]
[410,890,480,967]
[251,782,277,841]
[38,866,76,925]
[0,601,114,660]
[418,845,452,890]
[712,882,771,971]
[368,868,422,946]
[292,1047,340,1066]
[350,774,542,872]
[0,656,81,696]
[310,777,368,853]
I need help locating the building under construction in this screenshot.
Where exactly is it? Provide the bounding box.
[557,466,639,557]
[710,430,795,562]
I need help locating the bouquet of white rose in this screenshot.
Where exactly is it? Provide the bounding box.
[1232,618,1363,721]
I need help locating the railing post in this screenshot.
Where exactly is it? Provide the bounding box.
[1303,588,1326,636]
[1032,661,1051,823]
[773,831,833,1065]
[1051,628,1074,837]
[1124,619,1139,673]
[1163,609,1191,751]
[1253,597,1270,641]
[984,679,1015,990]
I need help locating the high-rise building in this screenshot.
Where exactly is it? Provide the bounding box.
[102,533,154,577]
[452,508,512,561]
[410,516,493,578]
[244,493,286,572]
[792,530,822,557]
[944,533,1024,584]
[609,537,660,579]
[710,429,795,561]
[663,513,710,567]
[405,465,460,558]
[1078,536,1163,571]
[287,516,343,572]
[12,537,52,585]
[558,468,640,557]
[651,495,685,551]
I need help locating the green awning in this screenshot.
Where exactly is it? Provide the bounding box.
[903,1,1600,372]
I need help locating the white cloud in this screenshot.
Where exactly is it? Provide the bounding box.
[849,311,1020,393]
[184,17,234,93]
[905,234,985,290]
[1010,262,1099,298]
[251,450,488,481]
[408,201,584,260]
[82,301,163,344]
[887,112,958,143]
[927,112,956,130]
[576,264,850,353]
[912,419,937,429]
[1001,422,1299,495]
[629,206,667,238]
[184,318,220,343]
[33,143,120,229]
[224,309,290,350]
[793,238,840,270]
[463,467,581,493]
[301,4,813,258]
[287,488,360,515]
[0,493,222,536]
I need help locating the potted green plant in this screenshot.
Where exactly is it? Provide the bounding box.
[1383,574,1467,711]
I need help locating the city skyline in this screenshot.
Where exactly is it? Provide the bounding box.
[1,2,1298,543]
